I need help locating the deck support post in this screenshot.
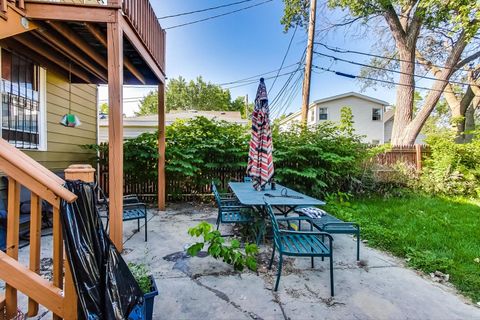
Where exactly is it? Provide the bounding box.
[158,82,166,211]
[107,15,124,251]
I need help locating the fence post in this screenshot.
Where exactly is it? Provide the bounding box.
[415,144,422,172]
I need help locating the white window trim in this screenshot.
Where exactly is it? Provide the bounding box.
[37,67,47,151]
[0,47,48,151]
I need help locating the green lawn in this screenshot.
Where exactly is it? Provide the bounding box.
[325,194,480,302]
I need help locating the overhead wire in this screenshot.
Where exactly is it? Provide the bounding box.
[312,65,457,94]
[217,62,302,87]
[158,0,258,19]
[315,42,466,71]
[314,51,472,86]
[164,0,273,30]
[270,25,298,92]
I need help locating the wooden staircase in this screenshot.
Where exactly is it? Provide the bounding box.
[0,138,78,319]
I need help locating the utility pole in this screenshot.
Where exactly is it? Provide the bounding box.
[301,0,317,125]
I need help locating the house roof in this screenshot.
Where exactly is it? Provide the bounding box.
[384,109,395,122]
[99,110,248,127]
[279,92,390,124]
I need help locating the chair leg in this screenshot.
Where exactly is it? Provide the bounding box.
[268,245,276,270]
[311,256,314,268]
[329,254,334,296]
[274,254,283,291]
[356,231,360,261]
[137,218,140,231]
[144,216,148,242]
[216,213,221,231]
[321,234,325,261]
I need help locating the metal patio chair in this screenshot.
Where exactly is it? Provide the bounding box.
[295,207,360,261]
[96,185,148,242]
[211,182,255,231]
[265,203,334,295]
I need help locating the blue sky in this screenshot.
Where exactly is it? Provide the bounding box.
[99,0,397,117]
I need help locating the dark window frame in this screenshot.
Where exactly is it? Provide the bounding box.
[1,49,41,150]
[372,108,382,121]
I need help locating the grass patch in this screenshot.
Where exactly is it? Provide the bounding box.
[325,194,480,302]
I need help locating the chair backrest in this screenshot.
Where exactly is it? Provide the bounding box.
[211,182,222,207]
[264,202,280,236]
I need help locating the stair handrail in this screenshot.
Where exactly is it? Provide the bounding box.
[0,138,77,204]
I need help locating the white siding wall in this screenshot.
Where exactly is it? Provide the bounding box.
[314,96,385,144]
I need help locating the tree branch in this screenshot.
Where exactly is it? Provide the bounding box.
[383,4,408,49]
[455,50,480,71]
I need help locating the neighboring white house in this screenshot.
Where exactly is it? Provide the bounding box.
[279,92,389,144]
[99,110,248,142]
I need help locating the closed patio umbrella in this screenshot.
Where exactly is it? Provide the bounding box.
[247,78,274,190]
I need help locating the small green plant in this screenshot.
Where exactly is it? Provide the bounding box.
[128,263,152,294]
[187,222,259,271]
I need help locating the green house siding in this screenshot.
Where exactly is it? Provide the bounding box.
[24,71,98,173]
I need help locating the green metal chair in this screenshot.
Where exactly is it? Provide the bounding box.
[96,186,148,242]
[265,203,334,295]
[211,182,255,231]
[296,207,360,261]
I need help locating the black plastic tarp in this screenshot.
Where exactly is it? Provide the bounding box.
[61,180,144,320]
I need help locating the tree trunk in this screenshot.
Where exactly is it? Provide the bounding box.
[463,103,476,143]
[390,50,416,146]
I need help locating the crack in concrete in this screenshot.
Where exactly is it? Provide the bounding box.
[272,292,289,320]
[192,278,265,320]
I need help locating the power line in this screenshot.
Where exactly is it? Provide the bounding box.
[312,65,456,94]
[314,51,472,86]
[158,0,257,19]
[270,25,298,92]
[165,0,273,30]
[315,42,464,71]
[222,69,303,90]
[269,51,306,113]
[217,62,301,86]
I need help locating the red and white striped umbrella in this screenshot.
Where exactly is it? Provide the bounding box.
[246,78,274,190]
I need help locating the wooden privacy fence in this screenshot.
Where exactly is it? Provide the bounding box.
[374,144,430,171]
[0,138,78,319]
[98,164,246,203]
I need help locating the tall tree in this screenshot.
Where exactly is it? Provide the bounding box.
[135,92,158,116]
[134,76,247,116]
[282,0,480,145]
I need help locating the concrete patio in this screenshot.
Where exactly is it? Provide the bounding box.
[3,203,480,319]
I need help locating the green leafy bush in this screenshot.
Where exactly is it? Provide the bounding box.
[187,222,259,271]
[421,132,480,197]
[272,122,370,198]
[88,117,371,199]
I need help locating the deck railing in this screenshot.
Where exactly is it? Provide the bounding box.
[1,0,24,19]
[122,0,166,71]
[0,138,78,319]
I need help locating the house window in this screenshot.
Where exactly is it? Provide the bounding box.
[318,107,327,120]
[310,109,314,122]
[372,108,382,121]
[0,49,45,150]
